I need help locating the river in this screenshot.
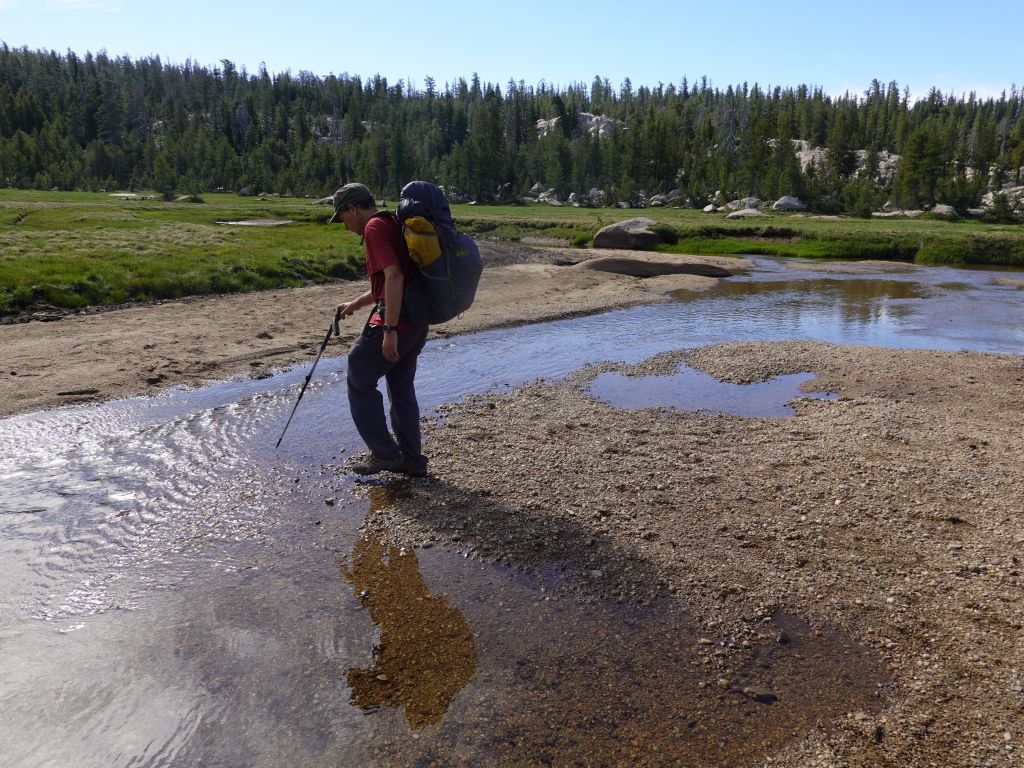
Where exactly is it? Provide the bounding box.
[1,257,1020,766]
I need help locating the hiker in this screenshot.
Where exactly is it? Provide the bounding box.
[330,183,429,477]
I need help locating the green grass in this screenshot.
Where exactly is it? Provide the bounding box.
[0,190,363,315]
[453,204,1024,266]
[1,190,1022,317]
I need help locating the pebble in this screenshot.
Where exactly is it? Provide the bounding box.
[742,687,779,704]
[380,340,1024,765]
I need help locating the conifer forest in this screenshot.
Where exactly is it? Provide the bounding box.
[1,45,1022,215]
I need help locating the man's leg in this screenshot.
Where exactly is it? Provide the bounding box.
[347,328,401,461]
[384,327,428,472]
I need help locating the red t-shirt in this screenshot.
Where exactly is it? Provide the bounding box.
[363,212,421,329]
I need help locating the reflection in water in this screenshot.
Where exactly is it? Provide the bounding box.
[591,368,836,416]
[714,275,924,302]
[676,277,923,330]
[341,489,477,730]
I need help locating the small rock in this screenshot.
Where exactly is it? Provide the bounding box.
[589,569,604,578]
[324,497,336,506]
[742,687,779,704]
[776,630,791,645]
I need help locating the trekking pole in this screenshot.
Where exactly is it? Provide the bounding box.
[276,309,342,449]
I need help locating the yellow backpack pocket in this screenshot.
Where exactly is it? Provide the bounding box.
[402,216,442,268]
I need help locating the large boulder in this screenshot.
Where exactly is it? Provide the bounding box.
[592,218,665,250]
[726,196,762,211]
[725,208,768,220]
[931,204,959,220]
[772,195,807,211]
[238,186,257,197]
[579,112,622,138]
[538,189,562,206]
[981,185,1024,211]
[702,204,718,213]
[872,209,924,218]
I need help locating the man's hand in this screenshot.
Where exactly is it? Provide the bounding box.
[336,290,373,319]
[382,330,399,363]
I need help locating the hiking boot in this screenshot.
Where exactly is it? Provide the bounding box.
[399,459,428,478]
[350,453,405,476]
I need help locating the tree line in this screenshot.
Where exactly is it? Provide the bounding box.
[1,44,1022,214]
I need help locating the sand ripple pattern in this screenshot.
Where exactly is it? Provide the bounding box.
[0,385,300,628]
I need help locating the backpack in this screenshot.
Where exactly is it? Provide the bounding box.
[395,181,482,324]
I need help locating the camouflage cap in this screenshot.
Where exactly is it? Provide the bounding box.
[328,183,375,223]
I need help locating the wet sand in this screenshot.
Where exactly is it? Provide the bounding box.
[0,243,741,418]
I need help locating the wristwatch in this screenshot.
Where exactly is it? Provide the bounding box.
[381,323,397,333]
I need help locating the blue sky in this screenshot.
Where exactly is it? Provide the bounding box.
[0,0,1019,100]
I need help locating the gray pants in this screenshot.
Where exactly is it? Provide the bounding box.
[347,324,428,471]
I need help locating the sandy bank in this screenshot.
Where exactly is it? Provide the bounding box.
[0,244,745,418]
[369,341,1024,767]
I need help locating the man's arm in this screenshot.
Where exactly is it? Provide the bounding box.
[381,264,404,363]
[337,289,374,319]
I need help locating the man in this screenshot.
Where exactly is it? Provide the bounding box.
[330,182,429,477]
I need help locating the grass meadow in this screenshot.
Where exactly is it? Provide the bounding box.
[1,189,1022,317]
[0,191,364,316]
[454,205,1024,264]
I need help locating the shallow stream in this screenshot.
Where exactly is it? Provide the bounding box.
[1,256,1021,766]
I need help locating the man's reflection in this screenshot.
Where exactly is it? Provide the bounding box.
[342,490,477,730]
